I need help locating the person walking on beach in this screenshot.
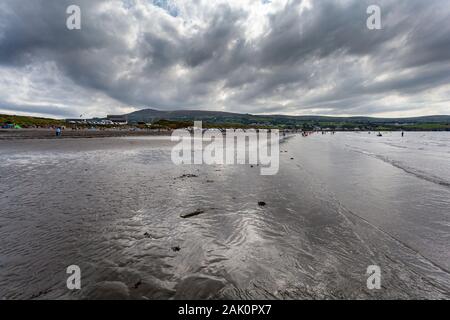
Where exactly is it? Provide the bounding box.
[402,131,404,137]
[56,127,62,137]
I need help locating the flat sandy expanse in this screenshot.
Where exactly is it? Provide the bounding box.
[0,133,449,299]
[0,129,172,140]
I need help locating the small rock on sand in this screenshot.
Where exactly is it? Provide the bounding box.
[171,246,181,252]
[180,209,205,219]
[258,201,266,206]
[134,280,142,289]
[176,174,198,180]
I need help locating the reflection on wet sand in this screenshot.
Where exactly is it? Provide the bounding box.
[0,133,449,299]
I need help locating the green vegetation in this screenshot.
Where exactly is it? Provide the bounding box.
[1,112,449,131]
[147,118,450,131]
[125,109,450,131]
[0,114,64,128]
[150,119,194,129]
[150,119,275,130]
[401,123,450,131]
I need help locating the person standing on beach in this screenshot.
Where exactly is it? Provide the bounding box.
[56,127,62,137]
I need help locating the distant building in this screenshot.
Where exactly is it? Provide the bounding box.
[107,115,128,124]
[66,119,87,124]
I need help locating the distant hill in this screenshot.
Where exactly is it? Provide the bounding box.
[125,108,450,128]
[3,110,449,130]
[126,109,251,123]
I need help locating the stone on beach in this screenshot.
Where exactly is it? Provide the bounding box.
[176,174,198,179]
[180,209,205,218]
[143,232,152,239]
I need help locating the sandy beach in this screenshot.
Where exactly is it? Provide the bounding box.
[2,0,450,307]
[0,132,449,299]
[0,129,172,140]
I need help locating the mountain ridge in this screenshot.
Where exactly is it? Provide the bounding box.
[124,108,450,125]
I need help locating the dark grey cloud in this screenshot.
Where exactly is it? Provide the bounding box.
[0,100,77,117]
[0,0,449,118]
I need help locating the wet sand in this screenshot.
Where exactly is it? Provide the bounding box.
[0,133,449,300]
[0,129,171,140]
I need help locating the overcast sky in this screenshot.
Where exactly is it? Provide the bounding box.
[0,0,449,118]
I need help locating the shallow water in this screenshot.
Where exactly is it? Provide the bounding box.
[0,132,449,299]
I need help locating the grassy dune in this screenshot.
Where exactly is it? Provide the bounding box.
[0,114,64,127]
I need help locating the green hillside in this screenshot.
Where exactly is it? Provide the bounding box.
[0,114,64,127]
[125,109,450,130]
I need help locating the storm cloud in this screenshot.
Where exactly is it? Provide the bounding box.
[0,0,449,118]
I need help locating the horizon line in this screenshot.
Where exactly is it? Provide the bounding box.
[1,110,450,121]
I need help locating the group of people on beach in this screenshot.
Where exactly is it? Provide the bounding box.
[301,131,336,137]
[376,131,405,137]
